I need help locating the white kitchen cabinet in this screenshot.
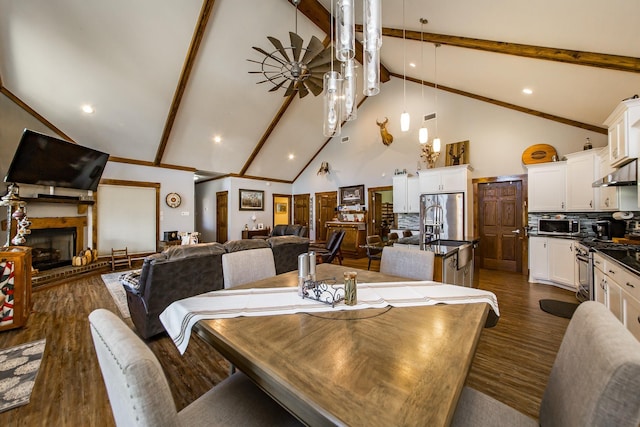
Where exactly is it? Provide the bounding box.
[418,164,470,194]
[622,292,640,341]
[527,162,567,212]
[392,175,420,213]
[529,236,575,290]
[595,148,639,211]
[565,151,596,211]
[605,98,640,168]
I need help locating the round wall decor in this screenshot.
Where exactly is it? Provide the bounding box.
[165,192,181,208]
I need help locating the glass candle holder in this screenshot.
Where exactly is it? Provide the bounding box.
[344,271,357,305]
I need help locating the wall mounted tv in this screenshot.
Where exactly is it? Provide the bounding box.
[5,129,110,192]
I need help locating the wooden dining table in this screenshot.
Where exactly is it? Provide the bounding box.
[192,263,492,427]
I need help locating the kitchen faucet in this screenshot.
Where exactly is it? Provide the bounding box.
[424,203,443,244]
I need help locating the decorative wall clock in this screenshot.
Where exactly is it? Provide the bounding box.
[165,192,181,208]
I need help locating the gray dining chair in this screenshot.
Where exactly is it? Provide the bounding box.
[222,247,276,288]
[379,246,435,280]
[451,301,640,427]
[89,309,301,427]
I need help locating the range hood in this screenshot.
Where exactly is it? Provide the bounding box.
[592,159,637,187]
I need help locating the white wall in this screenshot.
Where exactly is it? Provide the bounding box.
[196,177,292,242]
[293,78,608,238]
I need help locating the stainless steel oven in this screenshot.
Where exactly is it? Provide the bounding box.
[575,242,591,302]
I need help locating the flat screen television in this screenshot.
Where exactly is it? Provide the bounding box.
[5,129,109,192]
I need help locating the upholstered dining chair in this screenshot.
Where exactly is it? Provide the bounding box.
[89,309,301,427]
[365,235,384,270]
[451,301,640,427]
[222,247,276,288]
[386,232,399,245]
[379,246,435,280]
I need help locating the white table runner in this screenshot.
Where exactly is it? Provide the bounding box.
[160,281,500,354]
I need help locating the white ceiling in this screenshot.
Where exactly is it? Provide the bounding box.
[1,0,639,182]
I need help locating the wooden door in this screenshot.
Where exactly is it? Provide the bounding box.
[315,191,337,241]
[478,180,524,273]
[367,186,392,237]
[216,191,228,244]
[293,194,310,226]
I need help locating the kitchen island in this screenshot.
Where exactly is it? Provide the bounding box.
[393,235,480,287]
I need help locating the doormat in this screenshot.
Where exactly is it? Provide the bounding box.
[0,339,46,413]
[100,271,132,318]
[539,299,580,319]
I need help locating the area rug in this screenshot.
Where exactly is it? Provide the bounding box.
[0,339,46,413]
[100,271,132,318]
[539,299,580,319]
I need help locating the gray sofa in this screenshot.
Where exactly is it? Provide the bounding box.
[122,236,309,339]
[253,224,308,239]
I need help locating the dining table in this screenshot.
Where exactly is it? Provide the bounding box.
[181,263,497,427]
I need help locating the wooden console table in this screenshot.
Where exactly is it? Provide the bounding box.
[242,228,270,239]
[326,221,366,257]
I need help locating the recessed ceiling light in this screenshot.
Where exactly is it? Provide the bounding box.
[409,62,416,68]
[288,154,295,160]
[81,104,95,114]
[213,135,222,143]
[522,88,533,95]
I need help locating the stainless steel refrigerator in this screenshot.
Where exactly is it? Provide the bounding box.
[420,192,465,248]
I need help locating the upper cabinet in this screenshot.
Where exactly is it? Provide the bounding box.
[527,162,567,212]
[565,150,596,211]
[392,175,420,213]
[419,165,471,194]
[605,98,640,168]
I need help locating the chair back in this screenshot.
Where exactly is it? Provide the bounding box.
[324,230,339,250]
[89,309,180,427]
[387,232,399,244]
[402,230,413,237]
[222,248,276,288]
[321,231,345,264]
[380,246,435,280]
[539,301,640,427]
[366,235,383,246]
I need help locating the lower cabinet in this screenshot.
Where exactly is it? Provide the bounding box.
[0,247,32,332]
[326,222,366,257]
[529,236,575,290]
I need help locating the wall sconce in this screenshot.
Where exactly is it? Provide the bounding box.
[420,141,441,169]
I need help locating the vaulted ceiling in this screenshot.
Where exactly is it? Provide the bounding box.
[1,0,639,183]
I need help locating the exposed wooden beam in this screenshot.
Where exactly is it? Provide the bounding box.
[390,72,607,135]
[291,0,391,82]
[154,0,216,165]
[108,156,197,172]
[0,86,77,143]
[359,25,640,74]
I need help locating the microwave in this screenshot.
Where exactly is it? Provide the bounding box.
[538,219,580,236]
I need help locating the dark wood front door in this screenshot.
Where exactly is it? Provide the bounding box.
[216,191,228,244]
[315,191,337,241]
[293,194,310,226]
[478,179,524,273]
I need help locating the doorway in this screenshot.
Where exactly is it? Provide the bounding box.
[272,194,292,226]
[474,175,527,274]
[367,186,393,239]
[293,194,310,227]
[216,191,228,243]
[315,191,337,241]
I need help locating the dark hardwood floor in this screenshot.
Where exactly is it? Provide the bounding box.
[0,257,575,425]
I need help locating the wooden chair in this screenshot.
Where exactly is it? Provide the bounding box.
[365,235,384,270]
[111,247,131,271]
[451,301,640,427]
[88,309,301,427]
[315,231,345,265]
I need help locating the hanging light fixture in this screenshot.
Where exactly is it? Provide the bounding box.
[342,58,357,121]
[336,0,355,61]
[363,0,382,96]
[418,18,428,144]
[324,0,343,137]
[432,43,441,152]
[400,0,410,132]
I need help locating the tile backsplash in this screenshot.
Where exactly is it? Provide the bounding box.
[528,212,640,237]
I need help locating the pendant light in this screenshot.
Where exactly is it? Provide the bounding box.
[342,58,357,121]
[323,0,343,137]
[418,18,428,144]
[363,0,381,96]
[432,43,441,152]
[400,0,410,132]
[336,0,355,61]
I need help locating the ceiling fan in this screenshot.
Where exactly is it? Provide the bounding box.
[247,0,332,98]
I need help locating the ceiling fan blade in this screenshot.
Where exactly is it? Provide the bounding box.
[298,84,309,98]
[267,36,291,63]
[252,46,287,66]
[309,64,332,75]
[284,80,297,97]
[289,32,304,62]
[304,79,323,96]
[306,48,333,69]
[301,36,325,64]
[268,79,288,92]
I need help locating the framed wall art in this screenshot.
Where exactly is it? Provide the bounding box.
[339,184,365,205]
[239,189,264,210]
[445,140,469,166]
[276,202,287,213]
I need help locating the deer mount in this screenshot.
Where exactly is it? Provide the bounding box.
[376,117,393,146]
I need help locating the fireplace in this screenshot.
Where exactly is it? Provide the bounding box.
[27,227,77,271]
